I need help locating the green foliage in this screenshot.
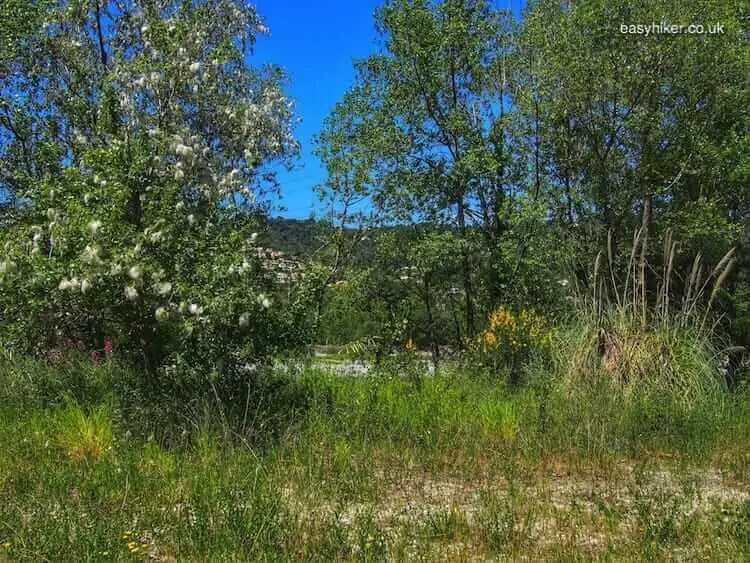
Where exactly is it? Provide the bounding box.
[472,305,554,384]
[0,0,315,376]
[0,353,749,558]
[314,0,748,354]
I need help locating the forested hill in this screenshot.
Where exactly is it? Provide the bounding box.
[262,217,329,257]
[262,217,378,264]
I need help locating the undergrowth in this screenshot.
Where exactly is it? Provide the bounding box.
[0,353,748,560]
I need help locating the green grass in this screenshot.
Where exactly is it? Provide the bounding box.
[0,357,748,560]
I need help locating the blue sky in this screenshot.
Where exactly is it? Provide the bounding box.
[253,0,383,218]
[252,0,524,218]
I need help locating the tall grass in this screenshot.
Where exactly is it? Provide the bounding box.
[556,230,737,410]
[0,355,748,559]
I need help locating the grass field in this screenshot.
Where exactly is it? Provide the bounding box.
[0,357,748,561]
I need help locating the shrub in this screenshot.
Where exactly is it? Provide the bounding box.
[0,1,317,379]
[548,310,726,410]
[473,306,553,384]
[543,232,736,410]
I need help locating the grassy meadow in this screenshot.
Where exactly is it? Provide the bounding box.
[1,350,748,561]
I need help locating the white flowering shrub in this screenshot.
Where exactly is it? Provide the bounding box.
[0,1,308,376]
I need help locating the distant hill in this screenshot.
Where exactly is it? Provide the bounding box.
[261,217,332,257]
[262,217,376,265]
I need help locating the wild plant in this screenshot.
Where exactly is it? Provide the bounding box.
[557,228,738,408]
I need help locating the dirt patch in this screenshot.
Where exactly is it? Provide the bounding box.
[281,461,750,558]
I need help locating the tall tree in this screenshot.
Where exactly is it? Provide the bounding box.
[519,0,748,269]
[0,0,301,373]
[317,0,517,337]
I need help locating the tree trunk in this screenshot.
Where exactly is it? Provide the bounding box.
[423,278,440,369]
[457,196,476,338]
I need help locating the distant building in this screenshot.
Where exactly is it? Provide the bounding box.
[255,247,301,284]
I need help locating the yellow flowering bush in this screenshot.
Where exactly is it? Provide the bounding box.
[475,306,554,383]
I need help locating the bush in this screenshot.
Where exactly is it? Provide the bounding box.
[472,306,554,385]
[546,308,726,410]
[0,0,317,379]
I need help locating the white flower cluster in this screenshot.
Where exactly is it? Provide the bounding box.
[256,293,272,309]
[238,312,251,327]
[81,245,102,265]
[59,276,90,293]
[88,220,102,235]
[154,282,172,296]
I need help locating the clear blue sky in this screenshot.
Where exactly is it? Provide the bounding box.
[252,0,524,219]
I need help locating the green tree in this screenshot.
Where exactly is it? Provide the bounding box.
[0,0,303,375]
[317,0,520,338]
[519,0,747,275]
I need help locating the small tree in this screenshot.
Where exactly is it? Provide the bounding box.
[0,0,302,375]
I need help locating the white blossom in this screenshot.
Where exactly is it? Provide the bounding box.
[46,208,56,221]
[238,312,250,327]
[175,144,192,157]
[128,265,142,280]
[81,279,92,294]
[81,245,101,264]
[88,220,102,234]
[175,169,185,181]
[155,282,172,296]
[188,303,203,315]
[187,214,196,226]
[155,307,169,322]
[125,286,138,301]
[189,62,202,73]
[58,278,73,291]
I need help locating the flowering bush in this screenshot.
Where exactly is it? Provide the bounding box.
[474,306,554,384]
[0,1,314,378]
